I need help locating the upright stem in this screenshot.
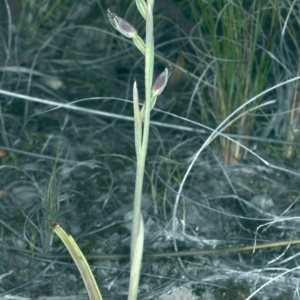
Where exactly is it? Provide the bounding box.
[131,0,154,262]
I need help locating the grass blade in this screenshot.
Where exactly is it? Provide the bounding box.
[51,221,103,300]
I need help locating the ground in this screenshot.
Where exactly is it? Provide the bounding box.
[1,0,300,299]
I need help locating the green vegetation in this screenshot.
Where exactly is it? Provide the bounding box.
[53,1,170,299]
[0,0,300,299]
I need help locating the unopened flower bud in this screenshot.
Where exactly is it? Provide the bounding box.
[107,9,137,38]
[152,67,171,97]
[136,0,147,20]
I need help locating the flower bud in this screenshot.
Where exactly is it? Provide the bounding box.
[152,66,171,97]
[136,0,147,20]
[107,9,137,38]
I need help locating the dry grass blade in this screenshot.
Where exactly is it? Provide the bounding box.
[51,221,103,300]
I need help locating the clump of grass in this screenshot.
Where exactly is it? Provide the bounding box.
[267,0,300,158]
[186,0,275,162]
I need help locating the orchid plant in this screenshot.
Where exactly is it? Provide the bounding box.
[108,0,170,298]
[52,1,170,299]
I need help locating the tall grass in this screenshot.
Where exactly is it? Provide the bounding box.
[269,0,300,158]
[186,0,276,162]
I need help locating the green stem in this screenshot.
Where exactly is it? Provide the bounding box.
[131,0,154,262]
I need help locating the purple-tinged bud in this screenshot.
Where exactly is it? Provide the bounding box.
[152,66,171,97]
[107,9,137,38]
